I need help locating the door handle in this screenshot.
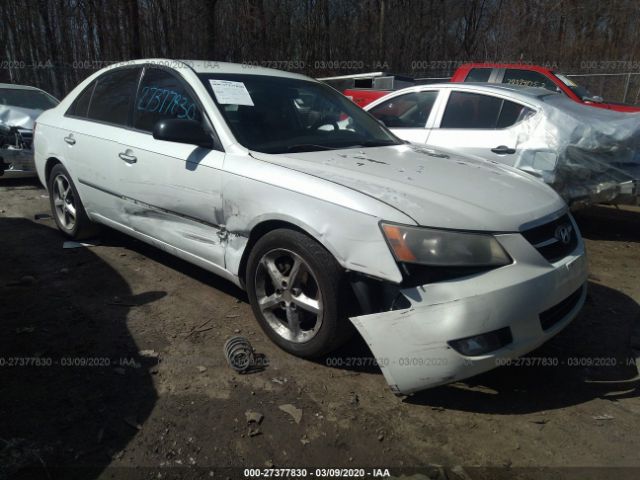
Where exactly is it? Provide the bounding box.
[64,134,76,145]
[118,151,137,164]
[491,145,516,155]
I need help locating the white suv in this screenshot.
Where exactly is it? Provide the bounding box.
[34,60,588,394]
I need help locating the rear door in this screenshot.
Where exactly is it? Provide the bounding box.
[112,66,227,269]
[367,90,440,144]
[425,90,535,165]
[62,66,142,219]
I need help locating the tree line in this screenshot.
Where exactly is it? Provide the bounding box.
[1,0,640,99]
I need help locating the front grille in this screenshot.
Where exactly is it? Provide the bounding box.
[539,286,584,331]
[521,213,578,263]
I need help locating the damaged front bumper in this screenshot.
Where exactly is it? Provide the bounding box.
[0,126,36,178]
[0,146,36,178]
[349,226,588,395]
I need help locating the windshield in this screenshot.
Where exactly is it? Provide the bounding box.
[199,74,402,154]
[553,73,594,100]
[0,88,58,110]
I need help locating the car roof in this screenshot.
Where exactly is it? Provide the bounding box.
[404,82,560,105]
[109,59,314,82]
[457,63,555,74]
[421,82,554,98]
[184,60,311,80]
[455,82,556,98]
[0,83,47,91]
[365,82,564,111]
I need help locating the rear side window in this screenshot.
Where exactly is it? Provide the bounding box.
[497,100,535,128]
[66,82,95,118]
[465,68,492,83]
[441,92,502,128]
[441,91,533,129]
[87,68,141,126]
[368,91,438,128]
[502,69,558,92]
[134,68,202,132]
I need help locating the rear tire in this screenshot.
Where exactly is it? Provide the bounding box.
[48,164,99,240]
[246,228,353,358]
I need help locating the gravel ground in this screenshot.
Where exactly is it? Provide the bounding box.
[1,177,639,480]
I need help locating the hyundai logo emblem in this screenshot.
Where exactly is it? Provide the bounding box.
[554,224,573,245]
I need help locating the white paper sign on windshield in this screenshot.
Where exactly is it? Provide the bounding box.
[208,80,254,106]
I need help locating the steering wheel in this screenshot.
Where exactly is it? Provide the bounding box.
[309,118,339,131]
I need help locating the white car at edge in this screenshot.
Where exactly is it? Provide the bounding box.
[364,82,640,208]
[34,59,588,395]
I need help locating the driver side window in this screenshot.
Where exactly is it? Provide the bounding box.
[134,67,202,132]
[369,91,438,128]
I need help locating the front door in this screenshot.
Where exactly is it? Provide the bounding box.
[426,90,535,166]
[113,66,227,269]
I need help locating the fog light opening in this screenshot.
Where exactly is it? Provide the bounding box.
[448,327,513,356]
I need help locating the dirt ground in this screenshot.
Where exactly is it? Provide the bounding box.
[1,177,639,480]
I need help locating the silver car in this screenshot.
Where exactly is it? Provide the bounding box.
[34,60,588,394]
[0,83,59,178]
[365,83,640,208]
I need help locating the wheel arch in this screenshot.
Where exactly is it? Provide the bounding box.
[44,156,63,186]
[235,217,343,286]
[44,157,89,208]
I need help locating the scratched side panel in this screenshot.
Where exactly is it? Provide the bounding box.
[114,130,227,270]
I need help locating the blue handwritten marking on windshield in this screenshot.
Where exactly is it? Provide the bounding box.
[137,86,196,120]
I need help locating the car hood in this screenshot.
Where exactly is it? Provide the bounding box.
[250,144,566,231]
[0,105,41,130]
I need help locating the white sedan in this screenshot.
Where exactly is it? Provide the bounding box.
[34,60,587,394]
[365,83,640,208]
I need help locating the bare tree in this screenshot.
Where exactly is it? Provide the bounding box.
[1,0,639,100]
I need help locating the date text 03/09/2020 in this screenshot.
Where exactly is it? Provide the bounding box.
[243,468,392,478]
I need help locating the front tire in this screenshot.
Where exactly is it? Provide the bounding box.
[246,229,353,358]
[48,164,98,239]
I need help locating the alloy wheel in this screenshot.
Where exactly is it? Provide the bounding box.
[52,173,77,230]
[254,248,324,343]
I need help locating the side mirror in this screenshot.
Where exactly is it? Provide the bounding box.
[582,95,604,104]
[153,119,213,148]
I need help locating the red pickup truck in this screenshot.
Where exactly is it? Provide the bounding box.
[451,63,640,113]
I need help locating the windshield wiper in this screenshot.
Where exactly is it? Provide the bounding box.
[286,144,338,153]
[354,140,399,148]
[286,141,398,153]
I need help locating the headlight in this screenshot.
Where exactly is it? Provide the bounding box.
[381,223,511,267]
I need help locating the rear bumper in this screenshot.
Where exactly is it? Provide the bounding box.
[350,231,589,395]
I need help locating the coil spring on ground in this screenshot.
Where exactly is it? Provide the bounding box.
[223,336,255,373]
